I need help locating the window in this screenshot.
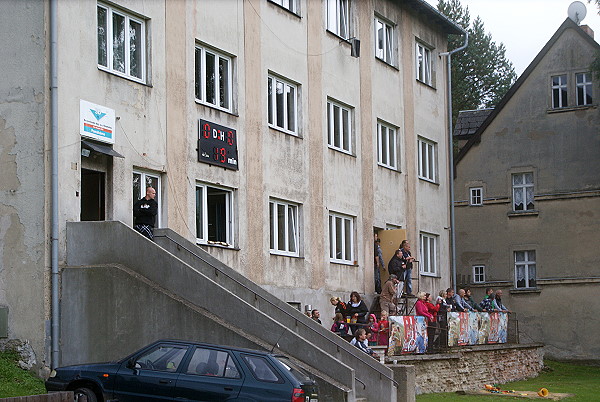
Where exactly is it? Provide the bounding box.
[242,355,283,383]
[470,187,483,206]
[268,75,297,134]
[418,138,436,182]
[185,347,240,378]
[419,233,437,275]
[269,0,298,14]
[416,43,432,85]
[375,17,394,64]
[551,75,568,108]
[327,99,352,153]
[97,3,146,82]
[326,0,349,38]
[377,121,397,169]
[576,72,593,106]
[473,265,485,283]
[512,173,534,211]
[515,250,536,289]
[269,200,299,256]
[133,171,161,227]
[196,184,234,246]
[195,45,233,112]
[133,344,188,372]
[329,212,354,264]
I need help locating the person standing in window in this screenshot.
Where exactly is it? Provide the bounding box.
[399,240,415,296]
[133,186,158,240]
[374,234,385,294]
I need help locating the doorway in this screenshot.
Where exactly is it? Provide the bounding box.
[81,169,105,221]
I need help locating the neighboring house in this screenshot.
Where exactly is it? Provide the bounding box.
[454,18,600,361]
[0,0,461,372]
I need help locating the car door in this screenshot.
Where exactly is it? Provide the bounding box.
[236,353,293,401]
[173,346,243,401]
[113,343,189,402]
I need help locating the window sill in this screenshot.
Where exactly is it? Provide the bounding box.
[268,125,301,138]
[267,0,301,18]
[547,104,597,113]
[420,272,440,278]
[330,260,358,267]
[197,241,239,251]
[195,100,238,117]
[375,57,399,71]
[509,288,541,294]
[418,177,439,186]
[415,79,436,90]
[377,163,400,173]
[328,146,355,158]
[325,29,353,44]
[98,66,150,87]
[507,210,539,218]
[270,251,302,259]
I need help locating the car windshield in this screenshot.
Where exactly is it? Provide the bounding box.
[274,356,312,383]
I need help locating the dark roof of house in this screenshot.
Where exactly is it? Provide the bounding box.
[455,18,600,165]
[453,109,494,138]
[402,0,465,35]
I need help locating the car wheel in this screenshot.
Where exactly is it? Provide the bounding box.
[74,387,98,402]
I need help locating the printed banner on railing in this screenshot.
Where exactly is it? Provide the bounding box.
[387,315,428,355]
[447,312,507,347]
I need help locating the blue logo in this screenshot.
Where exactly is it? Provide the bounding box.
[90,109,107,121]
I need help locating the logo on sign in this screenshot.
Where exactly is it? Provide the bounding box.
[90,109,107,121]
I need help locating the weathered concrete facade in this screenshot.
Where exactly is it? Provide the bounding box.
[1,0,460,371]
[454,19,600,361]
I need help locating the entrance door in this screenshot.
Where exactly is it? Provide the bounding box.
[81,169,105,221]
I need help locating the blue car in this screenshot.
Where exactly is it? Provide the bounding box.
[46,339,318,402]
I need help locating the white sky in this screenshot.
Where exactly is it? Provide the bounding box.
[424,0,600,76]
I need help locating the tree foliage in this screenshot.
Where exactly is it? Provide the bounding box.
[437,0,517,125]
[590,0,600,79]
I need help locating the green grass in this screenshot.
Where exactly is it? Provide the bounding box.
[0,350,46,397]
[417,360,600,401]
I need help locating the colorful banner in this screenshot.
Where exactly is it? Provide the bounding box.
[388,315,428,355]
[447,312,507,347]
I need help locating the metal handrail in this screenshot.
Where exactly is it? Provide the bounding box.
[153,232,399,387]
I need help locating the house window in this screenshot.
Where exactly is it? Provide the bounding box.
[326,0,349,38]
[512,173,534,211]
[473,265,485,283]
[196,184,234,246]
[470,187,483,206]
[515,250,536,288]
[576,72,593,106]
[377,121,397,169]
[97,3,146,82]
[133,171,160,227]
[327,99,352,153]
[420,233,437,275]
[268,75,298,134]
[551,75,568,108]
[269,0,298,14]
[418,138,436,182]
[416,42,432,85]
[329,212,354,264]
[269,200,299,256]
[375,17,394,64]
[195,45,233,112]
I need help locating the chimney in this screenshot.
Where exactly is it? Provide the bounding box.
[580,25,594,39]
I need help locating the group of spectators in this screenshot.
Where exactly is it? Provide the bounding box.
[438,287,509,313]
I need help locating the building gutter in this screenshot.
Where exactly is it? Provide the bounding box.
[440,30,468,290]
[50,0,60,368]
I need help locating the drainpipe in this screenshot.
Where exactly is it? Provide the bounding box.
[440,30,468,290]
[50,0,60,369]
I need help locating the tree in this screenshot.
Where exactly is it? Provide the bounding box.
[590,0,600,79]
[437,0,517,125]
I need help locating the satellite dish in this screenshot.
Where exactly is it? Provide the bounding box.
[568,1,587,24]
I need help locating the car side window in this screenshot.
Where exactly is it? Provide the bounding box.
[134,345,188,372]
[185,347,240,379]
[242,354,283,383]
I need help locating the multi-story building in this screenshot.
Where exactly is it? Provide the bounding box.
[454,18,599,361]
[1,0,461,379]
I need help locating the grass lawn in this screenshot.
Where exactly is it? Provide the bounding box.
[417,361,600,401]
[0,350,46,397]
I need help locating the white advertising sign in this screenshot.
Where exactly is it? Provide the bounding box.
[80,100,116,144]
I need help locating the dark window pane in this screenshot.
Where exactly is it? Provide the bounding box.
[219,57,229,108]
[112,13,126,73]
[129,20,142,78]
[276,81,284,128]
[195,48,202,100]
[196,187,203,239]
[205,53,216,105]
[97,7,108,67]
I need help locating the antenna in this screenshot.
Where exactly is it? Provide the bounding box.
[567,1,587,25]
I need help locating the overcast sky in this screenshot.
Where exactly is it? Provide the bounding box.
[424,0,600,76]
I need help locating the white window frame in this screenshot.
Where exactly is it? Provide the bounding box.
[269,0,298,14]
[326,0,349,38]
[418,137,436,182]
[576,72,593,106]
[133,171,161,227]
[196,183,234,247]
[515,250,536,289]
[551,74,568,108]
[268,74,298,135]
[377,121,397,169]
[327,99,352,154]
[195,45,233,112]
[473,265,485,283]
[416,42,432,85]
[329,212,354,265]
[512,172,534,211]
[419,232,437,276]
[269,199,300,257]
[470,187,483,206]
[374,16,394,65]
[97,3,146,83]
